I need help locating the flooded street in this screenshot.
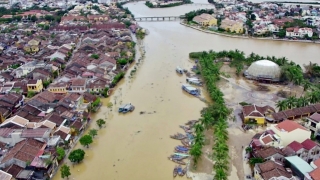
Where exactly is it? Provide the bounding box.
[53,1,320,180]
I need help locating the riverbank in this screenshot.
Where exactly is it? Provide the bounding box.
[180,22,320,44]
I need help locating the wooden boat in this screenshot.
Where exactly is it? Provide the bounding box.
[168,156,186,161]
[177,165,183,176]
[181,139,191,147]
[169,155,188,160]
[175,149,189,153]
[185,120,198,125]
[173,166,178,177]
[179,125,191,130]
[170,133,186,140]
[180,166,187,176]
[174,153,189,157]
[175,145,190,150]
[171,159,186,165]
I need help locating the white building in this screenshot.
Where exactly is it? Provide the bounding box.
[286,27,313,38]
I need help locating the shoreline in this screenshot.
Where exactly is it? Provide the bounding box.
[180,22,320,44]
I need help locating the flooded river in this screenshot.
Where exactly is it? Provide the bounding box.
[53,1,320,180]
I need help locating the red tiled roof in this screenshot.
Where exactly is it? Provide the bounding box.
[314,159,320,168]
[261,135,273,144]
[287,141,303,152]
[276,120,307,132]
[310,113,320,123]
[301,139,317,150]
[310,168,320,180]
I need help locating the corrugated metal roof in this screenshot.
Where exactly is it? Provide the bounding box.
[285,156,314,175]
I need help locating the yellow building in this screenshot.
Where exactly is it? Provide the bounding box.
[24,39,40,53]
[220,19,244,33]
[27,79,43,92]
[242,104,275,125]
[48,82,68,94]
[192,13,217,26]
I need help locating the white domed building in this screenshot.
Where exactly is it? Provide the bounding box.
[244,60,281,82]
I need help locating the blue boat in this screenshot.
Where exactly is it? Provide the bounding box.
[181,84,200,96]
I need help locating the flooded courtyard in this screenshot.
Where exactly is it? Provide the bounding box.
[53,1,320,180]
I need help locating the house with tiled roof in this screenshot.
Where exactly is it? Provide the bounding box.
[305,113,320,136]
[0,138,46,169]
[242,104,275,125]
[254,147,285,162]
[70,78,86,93]
[269,120,311,147]
[254,160,295,180]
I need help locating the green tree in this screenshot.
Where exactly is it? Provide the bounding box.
[31,15,37,22]
[27,91,36,98]
[278,29,286,38]
[89,129,98,138]
[90,54,99,59]
[96,119,106,129]
[276,100,287,111]
[190,143,202,167]
[249,157,264,166]
[79,135,93,148]
[68,149,85,163]
[56,147,65,161]
[193,123,204,134]
[60,164,71,179]
[194,132,205,146]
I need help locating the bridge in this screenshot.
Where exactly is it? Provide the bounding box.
[135,16,185,22]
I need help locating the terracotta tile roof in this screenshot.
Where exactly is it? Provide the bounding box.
[310,168,320,180]
[71,119,84,130]
[254,147,283,159]
[272,112,287,121]
[283,108,302,117]
[310,113,320,123]
[276,120,307,132]
[258,160,286,173]
[261,135,273,144]
[4,164,23,178]
[83,92,97,103]
[261,168,293,180]
[71,78,86,86]
[0,128,14,138]
[1,139,46,164]
[27,79,38,84]
[301,139,317,150]
[21,128,50,138]
[313,104,320,111]
[45,113,64,126]
[314,159,320,168]
[300,106,317,115]
[287,141,303,152]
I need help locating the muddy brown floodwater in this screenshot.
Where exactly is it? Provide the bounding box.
[53,1,320,180]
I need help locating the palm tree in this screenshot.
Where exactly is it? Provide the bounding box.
[194,132,205,146]
[214,167,228,180]
[307,91,320,104]
[276,100,288,111]
[214,159,229,171]
[301,80,312,96]
[193,123,204,134]
[212,142,229,158]
[287,96,297,109]
[304,61,318,77]
[190,143,202,166]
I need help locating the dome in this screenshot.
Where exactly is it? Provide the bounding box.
[246,60,281,80]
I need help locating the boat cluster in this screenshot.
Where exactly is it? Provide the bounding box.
[169,120,198,177]
[176,66,202,96]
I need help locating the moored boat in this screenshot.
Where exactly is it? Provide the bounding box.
[180,166,187,176]
[175,149,189,153]
[185,120,198,125]
[173,166,178,177]
[177,165,183,176]
[171,159,186,165]
[170,133,186,140]
[174,153,189,157]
